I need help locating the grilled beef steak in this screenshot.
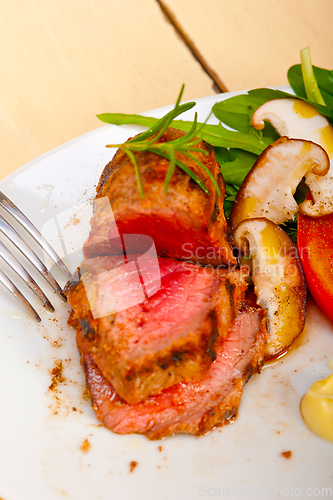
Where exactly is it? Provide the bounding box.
[66,125,268,439]
[66,255,248,404]
[83,127,236,267]
[77,307,267,439]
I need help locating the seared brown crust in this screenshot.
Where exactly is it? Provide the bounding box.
[66,256,249,405]
[65,126,265,439]
[77,307,267,440]
[83,127,236,266]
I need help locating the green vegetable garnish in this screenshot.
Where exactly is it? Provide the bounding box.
[98,113,273,155]
[215,148,257,186]
[97,47,333,235]
[101,85,220,198]
[212,88,289,134]
[288,49,333,124]
[288,64,333,113]
[300,46,326,106]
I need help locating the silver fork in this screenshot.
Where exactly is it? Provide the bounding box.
[0,191,72,322]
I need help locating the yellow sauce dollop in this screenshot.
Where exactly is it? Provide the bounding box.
[300,362,333,442]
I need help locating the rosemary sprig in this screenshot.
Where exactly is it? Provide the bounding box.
[105,85,221,198]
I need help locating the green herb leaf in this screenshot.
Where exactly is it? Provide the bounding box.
[96,53,333,218]
[198,122,272,155]
[149,148,210,195]
[214,85,333,129]
[97,113,157,127]
[98,112,274,156]
[300,47,326,106]
[212,88,292,134]
[129,101,196,144]
[214,148,258,218]
[102,87,223,198]
[123,149,144,198]
[215,147,257,186]
[163,149,176,195]
[288,64,333,113]
[287,49,333,124]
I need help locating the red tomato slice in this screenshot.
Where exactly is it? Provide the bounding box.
[297,209,333,322]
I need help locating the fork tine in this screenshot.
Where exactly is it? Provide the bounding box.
[0,268,41,322]
[0,214,67,301]
[0,191,72,280]
[0,240,54,312]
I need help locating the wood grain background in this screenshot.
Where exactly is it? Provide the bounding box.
[1,0,332,180]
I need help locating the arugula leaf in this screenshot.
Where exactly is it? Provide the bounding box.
[191,121,271,154]
[287,49,333,125]
[224,200,235,220]
[299,47,326,106]
[308,66,333,97]
[215,148,257,186]
[214,148,258,218]
[288,64,333,111]
[97,113,157,127]
[128,102,196,143]
[225,183,239,197]
[97,114,273,155]
[212,88,292,133]
[213,85,333,128]
[97,52,332,227]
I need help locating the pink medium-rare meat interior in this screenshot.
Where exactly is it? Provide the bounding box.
[66,255,248,405]
[77,307,267,439]
[83,127,236,267]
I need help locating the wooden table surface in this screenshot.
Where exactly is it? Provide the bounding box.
[1,0,332,181]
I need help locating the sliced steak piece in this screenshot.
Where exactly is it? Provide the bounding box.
[83,127,236,267]
[66,255,248,404]
[77,307,267,440]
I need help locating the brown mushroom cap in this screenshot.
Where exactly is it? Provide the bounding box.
[230,136,329,230]
[251,98,333,218]
[233,217,307,359]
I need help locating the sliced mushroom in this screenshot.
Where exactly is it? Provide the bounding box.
[233,218,307,359]
[252,98,333,217]
[230,136,329,230]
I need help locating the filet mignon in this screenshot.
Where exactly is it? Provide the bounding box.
[83,127,236,267]
[77,307,267,439]
[66,125,267,439]
[66,254,249,404]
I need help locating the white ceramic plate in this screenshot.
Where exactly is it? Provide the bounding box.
[1,92,333,500]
